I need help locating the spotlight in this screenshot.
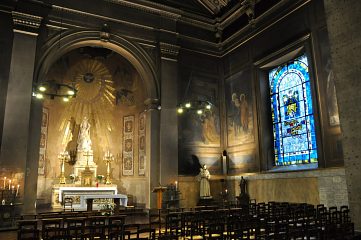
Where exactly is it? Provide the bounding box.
[36,93,44,99]
[185,103,191,108]
[38,86,46,92]
[67,90,75,96]
[63,97,69,102]
[197,109,203,115]
[177,108,184,114]
[206,104,211,110]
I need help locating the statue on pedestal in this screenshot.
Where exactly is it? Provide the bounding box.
[198,165,212,199]
[238,176,250,207]
[77,116,92,152]
[73,117,97,179]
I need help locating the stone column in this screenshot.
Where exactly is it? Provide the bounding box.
[159,43,180,186]
[0,11,42,213]
[145,98,161,209]
[323,0,361,230]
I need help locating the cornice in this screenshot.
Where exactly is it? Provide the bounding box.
[104,0,215,31]
[105,0,181,20]
[12,11,42,35]
[52,5,155,31]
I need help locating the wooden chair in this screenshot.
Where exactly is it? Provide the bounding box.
[17,219,39,240]
[137,227,156,240]
[63,217,86,240]
[41,218,63,240]
[86,215,107,240]
[108,215,126,240]
[124,223,140,239]
[63,197,74,212]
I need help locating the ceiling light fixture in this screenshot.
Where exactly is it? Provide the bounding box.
[177,72,214,114]
[32,81,77,101]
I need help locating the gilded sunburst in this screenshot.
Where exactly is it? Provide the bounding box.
[59,59,117,148]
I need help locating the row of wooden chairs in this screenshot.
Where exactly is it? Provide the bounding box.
[156,203,355,240]
[17,210,153,240]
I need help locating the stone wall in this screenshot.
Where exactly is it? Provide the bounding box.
[323,0,361,230]
[231,168,348,207]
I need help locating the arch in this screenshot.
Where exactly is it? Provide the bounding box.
[34,30,159,102]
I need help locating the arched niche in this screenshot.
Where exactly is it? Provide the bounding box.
[34,30,159,208]
[35,30,159,102]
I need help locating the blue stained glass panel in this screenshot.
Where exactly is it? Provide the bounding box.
[268,54,318,166]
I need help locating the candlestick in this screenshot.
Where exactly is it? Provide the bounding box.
[3,177,6,189]
[16,185,19,197]
[8,179,11,190]
[58,150,70,184]
[103,150,114,184]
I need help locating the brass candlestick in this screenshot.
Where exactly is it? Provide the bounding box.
[103,150,114,184]
[58,151,70,184]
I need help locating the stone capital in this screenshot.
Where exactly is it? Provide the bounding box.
[12,11,43,36]
[159,42,180,61]
[144,98,161,111]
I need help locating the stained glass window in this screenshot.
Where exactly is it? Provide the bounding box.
[268,54,318,166]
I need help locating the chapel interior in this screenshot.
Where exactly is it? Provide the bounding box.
[0,0,360,239]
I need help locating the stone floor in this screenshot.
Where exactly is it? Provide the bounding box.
[0,231,16,240]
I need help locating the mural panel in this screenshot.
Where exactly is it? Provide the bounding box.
[38,107,49,175]
[123,115,134,176]
[225,68,254,146]
[178,71,221,175]
[179,73,221,147]
[138,112,146,176]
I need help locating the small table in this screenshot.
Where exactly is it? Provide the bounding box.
[84,194,128,215]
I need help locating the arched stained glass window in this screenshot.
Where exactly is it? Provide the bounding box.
[268,54,318,166]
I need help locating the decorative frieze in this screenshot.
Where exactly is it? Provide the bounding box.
[12,11,42,35]
[159,42,180,61]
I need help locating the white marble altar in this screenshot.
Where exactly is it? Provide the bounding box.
[51,184,119,210]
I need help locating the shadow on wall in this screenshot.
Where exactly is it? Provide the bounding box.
[179,154,202,175]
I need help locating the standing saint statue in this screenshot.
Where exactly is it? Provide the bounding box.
[77,117,92,152]
[198,164,211,198]
[238,176,250,206]
[240,176,247,196]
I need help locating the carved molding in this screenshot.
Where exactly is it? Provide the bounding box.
[105,0,181,20]
[159,42,180,61]
[12,11,42,35]
[196,0,229,15]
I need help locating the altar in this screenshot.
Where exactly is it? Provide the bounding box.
[51,184,127,210]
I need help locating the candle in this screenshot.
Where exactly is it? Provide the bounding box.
[8,180,11,190]
[175,181,178,191]
[3,177,6,189]
[11,185,14,193]
[16,185,19,196]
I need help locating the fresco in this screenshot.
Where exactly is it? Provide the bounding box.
[225,68,254,146]
[178,73,221,147]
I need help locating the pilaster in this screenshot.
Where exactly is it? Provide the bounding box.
[323,0,361,231]
[159,42,179,187]
[144,98,161,208]
[0,10,42,213]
